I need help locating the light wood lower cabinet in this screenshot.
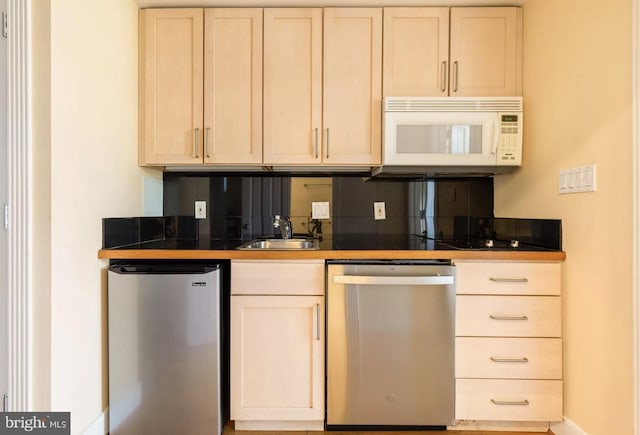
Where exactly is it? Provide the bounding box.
[230,260,325,431]
[456,337,562,380]
[453,260,563,431]
[456,379,563,422]
[456,295,561,337]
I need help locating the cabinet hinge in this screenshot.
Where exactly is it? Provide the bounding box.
[2,12,7,38]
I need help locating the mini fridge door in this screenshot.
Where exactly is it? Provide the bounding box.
[108,264,221,435]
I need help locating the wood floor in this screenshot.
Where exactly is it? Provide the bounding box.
[223,423,554,435]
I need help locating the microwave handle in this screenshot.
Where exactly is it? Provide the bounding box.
[491,113,500,155]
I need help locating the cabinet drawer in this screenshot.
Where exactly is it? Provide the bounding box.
[456,379,563,422]
[456,261,561,295]
[231,260,325,295]
[456,295,561,337]
[456,337,562,379]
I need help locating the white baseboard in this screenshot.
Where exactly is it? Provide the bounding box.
[81,409,108,435]
[550,417,588,435]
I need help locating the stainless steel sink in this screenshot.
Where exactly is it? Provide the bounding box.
[236,238,319,250]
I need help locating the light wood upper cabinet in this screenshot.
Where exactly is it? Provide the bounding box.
[383,7,449,96]
[139,9,204,165]
[323,8,382,165]
[450,7,522,96]
[383,6,522,97]
[204,9,263,165]
[264,8,382,166]
[140,8,263,166]
[263,8,323,165]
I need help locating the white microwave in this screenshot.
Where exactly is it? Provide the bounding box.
[376,97,523,176]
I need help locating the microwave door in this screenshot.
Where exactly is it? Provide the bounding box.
[383,112,496,166]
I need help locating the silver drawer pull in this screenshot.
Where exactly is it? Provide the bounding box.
[490,315,528,321]
[491,399,530,406]
[490,357,529,363]
[489,277,529,283]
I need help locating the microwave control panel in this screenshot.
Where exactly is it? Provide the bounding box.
[497,113,522,165]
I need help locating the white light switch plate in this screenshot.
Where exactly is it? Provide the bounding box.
[559,164,597,194]
[311,202,330,219]
[374,202,386,220]
[195,200,207,219]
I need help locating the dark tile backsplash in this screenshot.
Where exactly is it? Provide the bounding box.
[102,216,198,248]
[103,173,561,250]
[162,173,495,241]
[164,174,291,239]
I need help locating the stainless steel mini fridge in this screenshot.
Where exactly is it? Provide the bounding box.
[108,263,221,435]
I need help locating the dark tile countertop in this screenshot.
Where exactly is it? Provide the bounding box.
[100,216,565,261]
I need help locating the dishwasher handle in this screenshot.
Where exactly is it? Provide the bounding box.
[332,275,454,286]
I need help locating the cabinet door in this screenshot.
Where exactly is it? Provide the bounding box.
[383,7,449,96]
[139,9,204,165]
[323,8,382,165]
[231,295,325,421]
[204,9,263,165]
[263,9,323,165]
[449,7,522,96]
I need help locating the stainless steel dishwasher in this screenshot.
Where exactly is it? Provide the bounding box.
[326,260,455,429]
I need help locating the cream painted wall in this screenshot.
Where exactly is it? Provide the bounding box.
[494,1,634,434]
[35,0,159,432]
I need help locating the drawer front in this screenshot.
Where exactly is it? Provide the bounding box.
[456,261,561,296]
[456,379,563,422]
[231,260,325,295]
[456,295,561,337]
[456,337,562,379]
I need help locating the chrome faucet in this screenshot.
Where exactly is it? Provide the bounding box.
[273,215,293,240]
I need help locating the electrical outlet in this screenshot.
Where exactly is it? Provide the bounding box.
[311,201,331,219]
[195,201,207,219]
[374,202,386,220]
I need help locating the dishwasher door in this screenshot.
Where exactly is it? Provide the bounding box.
[108,262,221,435]
[327,263,455,428]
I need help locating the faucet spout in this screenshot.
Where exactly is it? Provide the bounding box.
[273,215,293,240]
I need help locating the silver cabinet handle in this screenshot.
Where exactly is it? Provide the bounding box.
[491,399,530,406]
[194,128,200,158]
[490,357,529,363]
[205,127,211,158]
[326,128,330,159]
[490,277,529,283]
[440,61,447,92]
[333,275,454,286]
[452,61,459,93]
[490,315,528,321]
[315,303,320,341]
[314,128,319,158]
